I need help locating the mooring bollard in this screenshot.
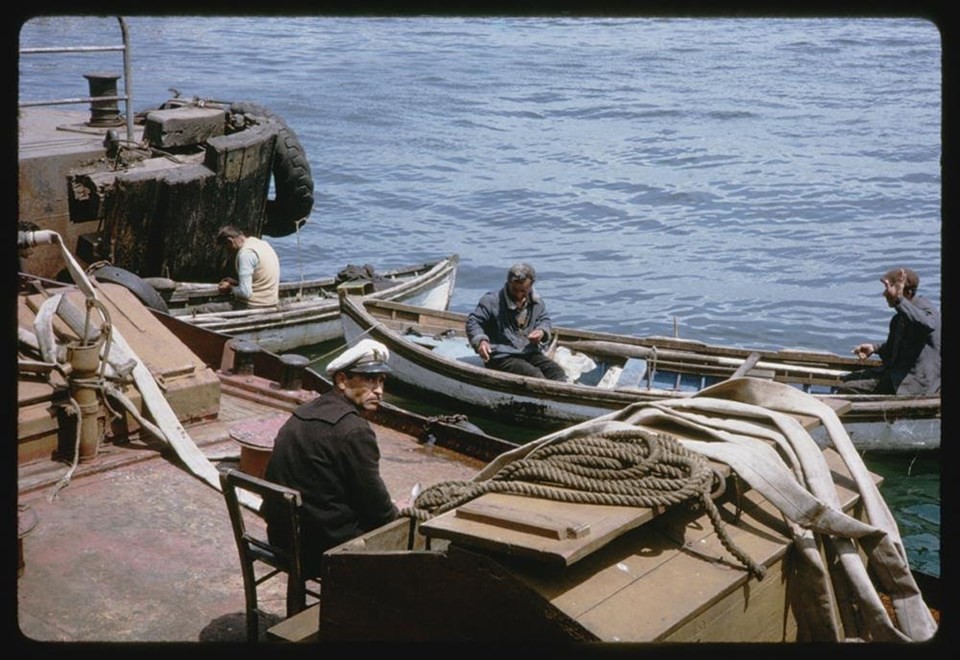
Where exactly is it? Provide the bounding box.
[84,72,124,127]
[279,353,310,390]
[231,340,261,376]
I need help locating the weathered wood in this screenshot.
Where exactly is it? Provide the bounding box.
[421,493,660,567]
[205,125,277,239]
[144,107,226,149]
[520,448,869,641]
[341,297,939,447]
[62,114,278,281]
[266,604,320,642]
[319,446,875,642]
[319,546,596,641]
[731,351,763,378]
[155,256,459,353]
[17,283,222,466]
[568,485,796,641]
[454,499,592,540]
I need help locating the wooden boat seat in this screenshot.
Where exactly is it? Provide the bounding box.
[595,358,649,390]
[425,335,485,367]
[616,358,648,388]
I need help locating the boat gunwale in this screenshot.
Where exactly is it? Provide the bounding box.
[168,255,458,324]
[178,256,458,333]
[340,296,941,425]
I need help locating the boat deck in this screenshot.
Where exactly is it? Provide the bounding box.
[16,388,485,644]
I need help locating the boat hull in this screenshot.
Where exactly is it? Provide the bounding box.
[168,255,458,352]
[339,296,940,451]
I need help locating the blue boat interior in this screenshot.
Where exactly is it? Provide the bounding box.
[405,332,836,394]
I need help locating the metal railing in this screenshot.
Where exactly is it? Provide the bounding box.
[19,16,134,143]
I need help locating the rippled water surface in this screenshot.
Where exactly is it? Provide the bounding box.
[19,15,942,577]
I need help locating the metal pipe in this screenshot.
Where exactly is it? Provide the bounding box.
[18,229,59,248]
[117,17,134,143]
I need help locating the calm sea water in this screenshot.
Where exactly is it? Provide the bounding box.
[19,15,941,577]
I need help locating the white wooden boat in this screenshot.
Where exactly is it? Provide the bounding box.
[338,295,940,452]
[134,255,459,353]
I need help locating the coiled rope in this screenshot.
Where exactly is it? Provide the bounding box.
[400,426,765,580]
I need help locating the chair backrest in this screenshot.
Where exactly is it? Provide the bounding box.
[219,468,306,587]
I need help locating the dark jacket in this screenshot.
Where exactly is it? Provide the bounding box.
[875,294,940,395]
[263,390,398,575]
[465,285,554,358]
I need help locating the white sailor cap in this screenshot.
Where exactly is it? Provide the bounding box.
[325,339,392,376]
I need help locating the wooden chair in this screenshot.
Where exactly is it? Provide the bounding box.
[219,468,321,642]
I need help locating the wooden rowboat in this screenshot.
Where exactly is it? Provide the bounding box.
[136,254,459,353]
[338,295,940,452]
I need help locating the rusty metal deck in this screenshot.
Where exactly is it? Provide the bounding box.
[16,392,484,644]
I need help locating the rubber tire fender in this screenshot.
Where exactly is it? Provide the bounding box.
[89,264,169,313]
[229,102,315,238]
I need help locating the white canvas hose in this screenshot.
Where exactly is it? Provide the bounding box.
[470,377,937,642]
[24,231,261,510]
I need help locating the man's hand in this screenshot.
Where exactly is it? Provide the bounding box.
[477,339,491,362]
[853,343,875,360]
[527,328,545,344]
[218,277,237,294]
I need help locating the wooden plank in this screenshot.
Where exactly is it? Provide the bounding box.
[731,351,763,379]
[419,403,846,567]
[144,107,225,149]
[504,478,790,627]
[612,493,794,641]
[266,604,320,642]
[661,551,795,642]
[421,492,659,567]
[319,547,594,641]
[455,500,591,540]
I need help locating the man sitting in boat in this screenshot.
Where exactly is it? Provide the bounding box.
[261,339,401,577]
[215,224,280,308]
[466,262,567,381]
[838,267,940,395]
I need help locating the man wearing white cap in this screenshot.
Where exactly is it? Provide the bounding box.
[262,339,399,577]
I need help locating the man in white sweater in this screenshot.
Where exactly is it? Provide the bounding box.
[215,224,280,308]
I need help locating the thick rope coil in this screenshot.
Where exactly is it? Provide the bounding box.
[400,426,765,580]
